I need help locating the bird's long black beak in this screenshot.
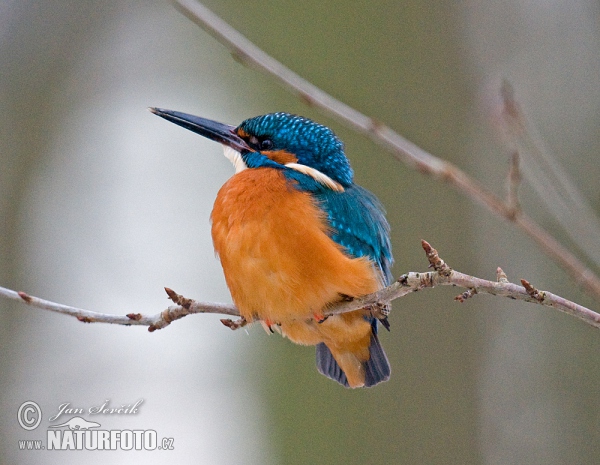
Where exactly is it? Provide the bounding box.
[149,107,250,152]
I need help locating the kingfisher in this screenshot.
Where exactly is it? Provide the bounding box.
[151,108,393,388]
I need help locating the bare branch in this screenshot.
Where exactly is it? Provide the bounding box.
[0,285,238,332]
[173,0,600,302]
[3,241,599,331]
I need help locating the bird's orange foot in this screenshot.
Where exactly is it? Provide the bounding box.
[261,319,281,334]
[265,318,274,332]
[313,313,329,324]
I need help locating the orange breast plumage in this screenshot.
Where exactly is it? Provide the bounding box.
[211,167,380,325]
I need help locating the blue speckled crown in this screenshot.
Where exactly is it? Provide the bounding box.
[238,113,354,186]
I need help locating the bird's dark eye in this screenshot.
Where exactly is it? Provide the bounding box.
[259,139,273,151]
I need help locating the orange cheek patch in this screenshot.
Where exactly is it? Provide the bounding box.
[263,149,298,164]
[236,128,250,139]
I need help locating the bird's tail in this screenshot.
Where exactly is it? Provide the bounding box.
[316,322,390,388]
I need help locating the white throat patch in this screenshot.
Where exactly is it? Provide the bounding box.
[222,145,247,173]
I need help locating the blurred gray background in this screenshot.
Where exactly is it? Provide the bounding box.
[1,0,599,463]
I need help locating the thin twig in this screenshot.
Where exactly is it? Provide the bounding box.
[172,0,600,301]
[0,285,238,332]
[2,241,599,331]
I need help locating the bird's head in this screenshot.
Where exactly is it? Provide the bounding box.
[150,109,354,190]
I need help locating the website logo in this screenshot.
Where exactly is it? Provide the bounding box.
[17,399,174,452]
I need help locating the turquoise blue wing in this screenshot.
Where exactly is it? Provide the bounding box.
[316,184,393,285]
